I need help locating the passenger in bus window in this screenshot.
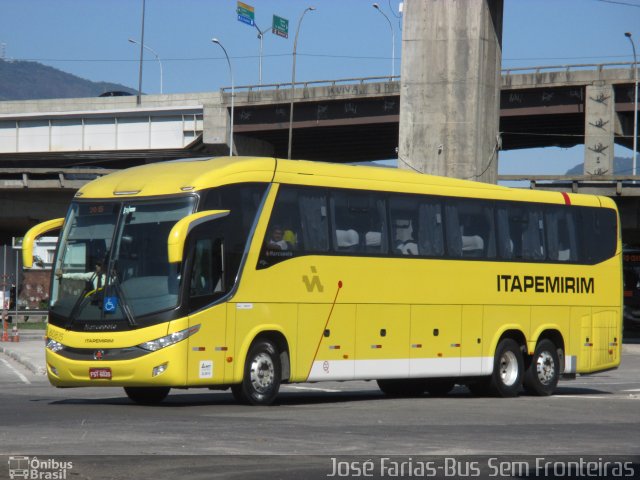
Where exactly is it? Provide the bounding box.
[267,226,291,251]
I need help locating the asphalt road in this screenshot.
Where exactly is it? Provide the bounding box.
[1,349,639,479]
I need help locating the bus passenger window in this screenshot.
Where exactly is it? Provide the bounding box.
[330,190,388,255]
[453,200,495,259]
[546,207,577,262]
[257,186,330,268]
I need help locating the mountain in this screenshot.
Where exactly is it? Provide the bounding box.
[0,60,136,101]
[566,156,633,176]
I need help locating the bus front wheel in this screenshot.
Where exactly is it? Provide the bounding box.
[124,387,170,405]
[231,339,281,406]
[523,339,559,396]
[489,338,523,397]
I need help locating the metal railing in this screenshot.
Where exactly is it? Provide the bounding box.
[222,75,400,94]
[0,168,114,189]
[501,61,636,75]
[221,62,637,94]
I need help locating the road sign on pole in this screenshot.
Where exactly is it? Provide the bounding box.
[237,1,255,26]
[272,14,289,39]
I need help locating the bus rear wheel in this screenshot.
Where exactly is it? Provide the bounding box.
[489,338,523,397]
[523,339,559,396]
[124,387,170,405]
[231,339,281,406]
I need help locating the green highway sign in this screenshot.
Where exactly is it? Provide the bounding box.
[237,1,255,26]
[272,14,289,39]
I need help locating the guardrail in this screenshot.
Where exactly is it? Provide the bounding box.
[498,174,640,194]
[224,75,401,93]
[222,62,637,94]
[0,168,114,189]
[501,61,636,75]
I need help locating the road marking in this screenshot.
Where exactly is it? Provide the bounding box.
[1,358,31,385]
[283,385,342,393]
[554,394,639,400]
[622,388,640,392]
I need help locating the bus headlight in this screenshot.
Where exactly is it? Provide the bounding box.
[46,338,64,353]
[138,325,200,352]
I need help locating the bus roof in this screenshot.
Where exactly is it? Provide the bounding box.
[75,156,608,208]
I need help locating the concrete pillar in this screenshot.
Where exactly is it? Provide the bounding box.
[203,103,233,155]
[398,0,503,183]
[584,84,615,176]
[203,103,274,157]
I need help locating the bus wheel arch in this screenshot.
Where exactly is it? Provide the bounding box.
[231,331,290,406]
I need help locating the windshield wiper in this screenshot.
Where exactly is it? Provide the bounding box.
[106,260,136,327]
[65,282,94,329]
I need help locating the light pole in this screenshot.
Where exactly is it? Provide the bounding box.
[212,38,234,157]
[373,3,395,78]
[136,0,146,105]
[288,6,316,160]
[128,38,163,94]
[254,24,267,85]
[625,32,638,178]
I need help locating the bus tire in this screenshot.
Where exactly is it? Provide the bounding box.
[377,379,426,396]
[523,339,560,396]
[425,379,455,396]
[489,338,523,397]
[124,387,170,405]
[231,339,281,406]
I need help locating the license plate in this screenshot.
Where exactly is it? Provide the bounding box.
[89,368,112,380]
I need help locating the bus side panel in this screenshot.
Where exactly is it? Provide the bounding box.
[410,305,461,378]
[302,304,356,382]
[354,304,410,379]
[572,307,592,372]
[590,308,621,372]
[187,303,227,385]
[460,305,484,375]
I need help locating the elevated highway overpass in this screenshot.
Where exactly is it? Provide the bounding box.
[0,63,638,241]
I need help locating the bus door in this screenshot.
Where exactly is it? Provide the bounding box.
[185,228,229,385]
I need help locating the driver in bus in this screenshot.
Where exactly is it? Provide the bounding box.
[55,260,107,291]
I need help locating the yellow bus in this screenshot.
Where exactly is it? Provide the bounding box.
[23,156,622,405]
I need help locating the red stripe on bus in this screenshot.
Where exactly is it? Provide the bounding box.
[561,192,571,205]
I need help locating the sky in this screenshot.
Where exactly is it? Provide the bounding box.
[1,0,639,175]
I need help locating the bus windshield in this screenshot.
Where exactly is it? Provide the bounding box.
[51,197,196,326]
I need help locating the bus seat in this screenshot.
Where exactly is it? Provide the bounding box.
[365,231,381,247]
[462,235,484,254]
[336,229,359,251]
[397,241,418,255]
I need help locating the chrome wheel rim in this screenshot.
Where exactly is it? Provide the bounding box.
[249,353,275,393]
[499,350,519,386]
[535,351,556,385]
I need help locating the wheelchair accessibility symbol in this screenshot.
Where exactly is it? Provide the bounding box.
[103,296,118,313]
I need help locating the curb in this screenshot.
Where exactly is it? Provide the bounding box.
[0,342,47,376]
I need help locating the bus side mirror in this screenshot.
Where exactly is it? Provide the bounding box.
[22,218,65,268]
[167,210,230,264]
